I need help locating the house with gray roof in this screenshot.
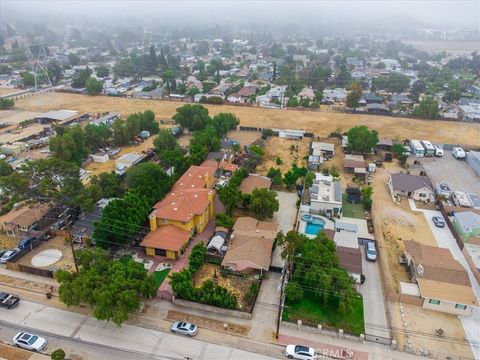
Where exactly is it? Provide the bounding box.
[388,173,434,203]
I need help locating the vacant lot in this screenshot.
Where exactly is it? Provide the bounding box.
[256,136,310,176]
[403,39,480,55]
[227,130,260,147]
[422,152,480,194]
[14,93,480,147]
[0,88,22,96]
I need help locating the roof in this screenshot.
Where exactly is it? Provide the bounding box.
[115,152,142,165]
[237,85,258,97]
[140,224,190,251]
[454,211,480,232]
[390,173,433,192]
[239,174,271,194]
[417,278,478,306]
[222,217,279,271]
[153,188,213,223]
[336,246,362,275]
[174,163,216,191]
[311,142,335,152]
[334,230,358,249]
[0,203,52,230]
[34,110,79,121]
[344,159,365,169]
[404,240,471,286]
[367,103,390,112]
[377,139,393,147]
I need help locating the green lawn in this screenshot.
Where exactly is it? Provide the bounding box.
[152,269,170,289]
[282,294,365,335]
[342,194,365,219]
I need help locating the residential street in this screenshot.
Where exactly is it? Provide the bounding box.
[0,298,283,360]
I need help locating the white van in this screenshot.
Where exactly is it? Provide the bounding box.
[434,145,443,157]
[452,147,466,160]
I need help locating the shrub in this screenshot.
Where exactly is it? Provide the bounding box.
[275,157,283,165]
[189,243,207,273]
[285,281,304,302]
[51,348,66,360]
[362,197,372,211]
[249,144,265,156]
[261,128,274,139]
[216,213,234,229]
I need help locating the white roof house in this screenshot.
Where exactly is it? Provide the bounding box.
[115,153,143,175]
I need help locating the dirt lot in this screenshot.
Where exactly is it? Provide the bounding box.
[0,343,44,360]
[84,136,156,175]
[177,134,192,147]
[0,88,22,96]
[166,310,250,337]
[422,153,480,194]
[403,40,480,55]
[193,263,255,312]
[0,234,20,249]
[13,93,480,147]
[256,136,310,176]
[227,130,260,147]
[16,235,75,272]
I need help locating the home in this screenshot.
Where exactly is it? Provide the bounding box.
[0,74,13,88]
[71,198,115,244]
[408,164,427,177]
[367,103,390,114]
[311,142,335,158]
[239,174,272,194]
[343,154,365,174]
[403,240,478,316]
[375,139,393,152]
[336,246,363,284]
[323,88,347,103]
[362,93,384,104]
[115,152,143,175]
[388,173,435,203]
[221,217,279,274]
[0,203,52,236]
[307,174,342,217]
[142,163,217,259]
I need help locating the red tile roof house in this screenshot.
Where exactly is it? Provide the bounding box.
[221,217,279,275]
[388,173,435,203]
[140,162,217,260]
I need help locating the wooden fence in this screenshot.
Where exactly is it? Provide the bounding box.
[5,262,54,278]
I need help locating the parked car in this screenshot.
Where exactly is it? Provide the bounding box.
[13,332,47,351]
[0,249,19,264]
[365,241,377,262]
[0,292,20,309]
[285,344,317,360]
[170,321,198,337]
[18,237,35,250]
[432,215,445,228]
[452,147,466,159]
[434,145,443,157]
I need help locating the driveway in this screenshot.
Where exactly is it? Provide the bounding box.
[412,204,480,359]
[359,246,390,341]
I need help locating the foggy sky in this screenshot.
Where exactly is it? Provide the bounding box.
[2,0,479,29]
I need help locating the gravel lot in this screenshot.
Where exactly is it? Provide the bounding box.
[422,151,480,194]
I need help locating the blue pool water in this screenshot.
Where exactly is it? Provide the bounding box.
[304,217,325,235]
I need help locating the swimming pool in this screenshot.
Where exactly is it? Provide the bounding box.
[304,216,325,235]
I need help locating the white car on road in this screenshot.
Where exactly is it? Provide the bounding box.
[285,344,317,360]
[13,332,47,351]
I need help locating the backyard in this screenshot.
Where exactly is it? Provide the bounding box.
[342,194,365,219]
[283,294,365,335]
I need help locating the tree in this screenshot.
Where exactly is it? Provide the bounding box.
[47,61,63,85]
[249,188,279,219]
[283,171,298,190]
[89,172,123,199]
[373,72,410,93]
[286,97,299,107]
[95,65,110,78]
[347,125,379,153]
[413,96,439,119]
[218,185,243,215]
[0,158,91,210]
[392,143,408,164]
[125,163,172,205]
[153,128,177,152]
[56,249,157,326]
[85,77,103,95]
[276,230,307,270]
[173,104,210,131]
[210,113,240,137]
[267,168,283,186]
[21,72,35,87]
[189,243,206,273]
[0,159,14,177]
[49,125,89,164]
[215,213,234,229]
[68,53,80,66]
[93,191,151,248]
[0,98,14,110]
[71,68,92,88]
[285,281,304,302]
[84,123,112,152]
[411,80,426,101]
[304,171,314,189]
[346,82,363,109]
[113,58,134,78]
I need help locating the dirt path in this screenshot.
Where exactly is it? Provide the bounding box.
[14,92,480,147]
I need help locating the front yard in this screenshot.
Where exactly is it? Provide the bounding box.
[342,193,365,219]
[283,294,365,336]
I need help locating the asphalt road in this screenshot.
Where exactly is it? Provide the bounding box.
[0,298,283,360]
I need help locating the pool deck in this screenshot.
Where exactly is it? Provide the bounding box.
[298,212,335,238]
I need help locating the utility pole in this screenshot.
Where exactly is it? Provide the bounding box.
[63,208,79,273]
[275,265,288,339]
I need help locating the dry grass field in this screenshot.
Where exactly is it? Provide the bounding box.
[256,137,310,176]
[403,40,480,55]
[14,92,480,147]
